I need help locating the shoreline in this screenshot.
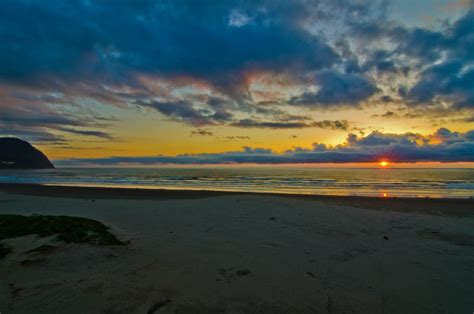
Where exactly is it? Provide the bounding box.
[0,182,472,216]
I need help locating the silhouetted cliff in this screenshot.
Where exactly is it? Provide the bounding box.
[0,138,54,169]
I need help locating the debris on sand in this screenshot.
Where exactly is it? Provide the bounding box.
[236,269,251,276]
[306,271,316,278]
[218,268,252,283]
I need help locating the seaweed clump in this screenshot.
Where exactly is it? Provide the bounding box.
[0,214,124,249]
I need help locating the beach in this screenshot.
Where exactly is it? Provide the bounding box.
[0,184,473,313]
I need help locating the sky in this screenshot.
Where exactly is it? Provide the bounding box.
[0,0,473,166]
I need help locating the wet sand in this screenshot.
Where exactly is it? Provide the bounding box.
[0,183,473,313]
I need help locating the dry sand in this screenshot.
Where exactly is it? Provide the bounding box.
[0,184,473,313]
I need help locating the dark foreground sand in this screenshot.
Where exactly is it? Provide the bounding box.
[0,184,473,313]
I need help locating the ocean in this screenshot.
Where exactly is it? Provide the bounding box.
[0,167,473,198]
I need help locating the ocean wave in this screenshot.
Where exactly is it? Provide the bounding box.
[0,167,472,198]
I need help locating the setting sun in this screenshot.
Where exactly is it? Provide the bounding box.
[379,161,389,167]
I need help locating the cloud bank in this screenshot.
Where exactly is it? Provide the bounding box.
[56,128,474,165]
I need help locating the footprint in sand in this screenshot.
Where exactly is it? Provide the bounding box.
[260,242,281,248]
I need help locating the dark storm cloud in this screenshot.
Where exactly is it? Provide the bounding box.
[0,0,338,86]
[407,60,474,109]
[56,128,474,165]
[0,0,389,120]
[358,50,409,76]
[137,99,233,126]
[396,11,474,109]
[391,27,447,63]
[0,1,461,87]
[289,70,378,108]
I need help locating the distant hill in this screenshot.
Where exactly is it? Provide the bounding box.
[0,138,54,169]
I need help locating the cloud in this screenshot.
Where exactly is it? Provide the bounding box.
[231,119,348,130]
[232,119,310,129]
[312,120,349,131]
[191,129,213,136]
[138,94,350,130]
[0,105,85,128]
[289,70,378,108]
[226,136,250,140]
[0,1,390,119]
[56,128,116,140]
[137,96,234,126]
[0,98,117,143]
[393,11,474,110]
[392,27,447,63]
[0,126,65,144]
[56,128,474,165]
[0,0,339,88]
[372,111,399,118]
